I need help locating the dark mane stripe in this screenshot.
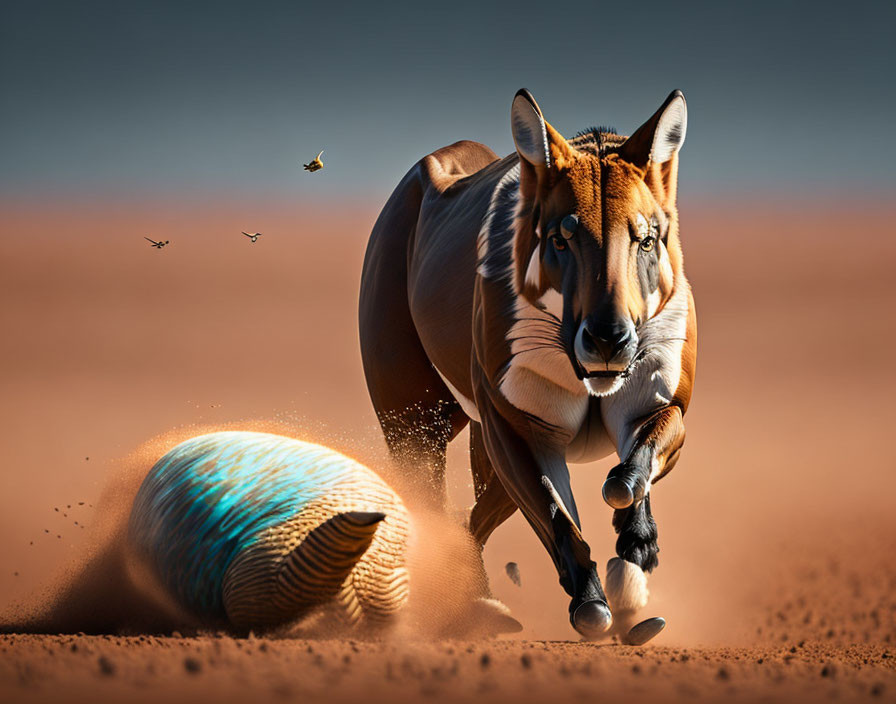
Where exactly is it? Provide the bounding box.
[571,127,626,156]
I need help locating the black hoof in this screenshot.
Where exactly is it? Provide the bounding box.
[571,600,613,639]
[624,616,666,645]
[602,477,634,509]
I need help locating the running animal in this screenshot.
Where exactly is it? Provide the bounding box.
[359,89,696,640]
[128,431,410,632]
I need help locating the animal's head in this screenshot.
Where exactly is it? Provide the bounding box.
[510,89,687,396]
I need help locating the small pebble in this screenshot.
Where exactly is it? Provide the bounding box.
[98,656,116,676]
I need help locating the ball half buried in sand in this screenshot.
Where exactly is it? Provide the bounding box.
[128,431,410,632]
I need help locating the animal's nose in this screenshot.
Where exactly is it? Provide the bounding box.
[579,318,634,363]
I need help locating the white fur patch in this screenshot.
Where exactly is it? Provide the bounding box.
[584,375,626,398]
[647,240,673,319]
[601,281,690,459]
[524,248,541,290]
[650,93,687,165]
[500,365,588,432]
[499,295,589,434]
[505,297,582,393]
[433,367,480,422]
[536,288,563,319]
[476,164,520,278]
[605,557,649,613]
[645,289,661,319]
[636,213,650,238]
[511,93,551,168]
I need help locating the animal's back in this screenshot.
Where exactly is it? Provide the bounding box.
[129,431,378,619]
[360,141,511,415]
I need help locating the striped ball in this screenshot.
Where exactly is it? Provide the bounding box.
[128,431,410,631]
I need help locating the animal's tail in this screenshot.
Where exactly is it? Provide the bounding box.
[223,511,385,630]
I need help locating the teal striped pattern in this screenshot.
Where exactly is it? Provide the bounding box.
[129,431,363,619]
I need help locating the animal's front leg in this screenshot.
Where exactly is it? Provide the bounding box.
[602,404,684,577]
[602,405,685,513]
[474,382,612,639]
[600,404,684,639]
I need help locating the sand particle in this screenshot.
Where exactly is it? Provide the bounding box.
[98,656,116,676]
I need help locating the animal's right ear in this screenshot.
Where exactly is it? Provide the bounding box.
[511,90,551,171]
[511,89,576,198]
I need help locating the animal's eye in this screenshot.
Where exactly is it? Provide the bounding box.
[640,236,656,252]
[551,235,567,251]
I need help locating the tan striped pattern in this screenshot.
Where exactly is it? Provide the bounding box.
[222,466,410,631]
[276,511,383,612]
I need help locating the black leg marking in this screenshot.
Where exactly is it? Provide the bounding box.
[612,494,659,573]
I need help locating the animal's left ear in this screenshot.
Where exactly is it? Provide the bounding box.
[619,90,687,168]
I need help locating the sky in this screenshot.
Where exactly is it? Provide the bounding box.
[2,0,894,202]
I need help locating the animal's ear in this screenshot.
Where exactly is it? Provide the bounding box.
[619,90,687,168]
[511,89,551,169]
[511,89,577,197]
[510,90,576,303]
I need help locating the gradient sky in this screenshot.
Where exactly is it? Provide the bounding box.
[2,0,894,202]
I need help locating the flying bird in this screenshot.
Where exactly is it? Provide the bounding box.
[144,237,170,249]
[242,231,262,243]
[505,561,522,587]
[303,150,324,172]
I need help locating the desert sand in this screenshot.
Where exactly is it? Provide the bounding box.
[0,195,894,702]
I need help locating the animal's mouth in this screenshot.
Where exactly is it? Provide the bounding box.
[569,346,651,382]
[583,369,628,379]
[570,355,627,382]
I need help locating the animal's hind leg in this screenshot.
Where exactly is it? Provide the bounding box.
[376,397,467,510]
[359,183,468,509]
[468,421,517,545]
[464,421,523,634]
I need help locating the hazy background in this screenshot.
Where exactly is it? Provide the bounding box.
[2,0,895,201]
[1,1,895,645]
